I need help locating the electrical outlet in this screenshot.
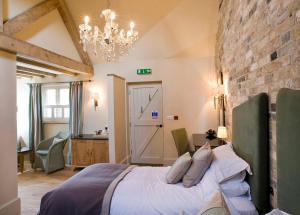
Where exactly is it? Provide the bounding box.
[167,115,179,120]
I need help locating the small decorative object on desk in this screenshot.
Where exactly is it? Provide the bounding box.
[206,129,217,140]
[95,130,102,135]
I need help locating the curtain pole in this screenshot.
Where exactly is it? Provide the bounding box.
[27,80,93,85]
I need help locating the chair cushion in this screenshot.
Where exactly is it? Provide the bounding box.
[36,150,49,156]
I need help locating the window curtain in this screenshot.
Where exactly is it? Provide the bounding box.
[68,81,83,164]
[29,83,44,169]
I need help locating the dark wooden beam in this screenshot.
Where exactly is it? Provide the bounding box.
[57,0,93,67]
[3,0,59,35]
[0,33,93,74]
[17,56,77,76]
[17,66,57,77]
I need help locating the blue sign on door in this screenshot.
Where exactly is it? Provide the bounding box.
[152,111,158,119]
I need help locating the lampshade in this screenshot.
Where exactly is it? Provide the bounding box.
[217,126,227,139]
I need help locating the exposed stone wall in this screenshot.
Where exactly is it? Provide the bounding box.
[216,0,300,207]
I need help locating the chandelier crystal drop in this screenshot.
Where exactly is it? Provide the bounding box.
[79,1,138,62]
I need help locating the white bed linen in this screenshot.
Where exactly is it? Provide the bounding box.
[110,166,257,215]
[225,196,258,215]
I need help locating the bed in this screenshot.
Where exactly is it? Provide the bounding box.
[277,88,300,214]
[39,93,270,215]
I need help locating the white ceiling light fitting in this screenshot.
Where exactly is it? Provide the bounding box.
[79,0,139,62]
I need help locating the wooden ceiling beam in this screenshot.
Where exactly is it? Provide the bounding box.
[0,33,93,74]
[17,66,57,77]
[57,0,92,67]
[16,74,33,79]
[17,70,45,78]
[0,0,3,32]
[3,0,59,35]
[17,56,77,76]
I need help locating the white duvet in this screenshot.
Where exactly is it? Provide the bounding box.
[110,166,257,215]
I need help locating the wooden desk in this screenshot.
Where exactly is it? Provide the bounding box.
[71,134,109,170]
[17,147,32,173]
[192,133,220,150]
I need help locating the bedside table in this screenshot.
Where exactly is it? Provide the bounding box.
[192,133,220,150]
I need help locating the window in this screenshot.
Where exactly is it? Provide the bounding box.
[42,85,70,123]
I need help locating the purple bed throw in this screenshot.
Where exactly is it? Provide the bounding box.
[39,163,132,215]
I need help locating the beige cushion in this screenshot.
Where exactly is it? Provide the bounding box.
[198,192,230,215]
[183,142,213,187]
[166,152,192,184]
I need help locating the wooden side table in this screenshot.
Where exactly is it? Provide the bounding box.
[71,134,109,170]
[17,147,32,173]
[192,133,220,150]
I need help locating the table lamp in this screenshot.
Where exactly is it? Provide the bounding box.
[217,126,227,145]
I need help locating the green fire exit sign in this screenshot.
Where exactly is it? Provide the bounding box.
[137,68,152,75]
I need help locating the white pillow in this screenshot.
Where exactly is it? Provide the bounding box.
[222,170,246,184]
[220,181,251,199]
[210,144,252,183]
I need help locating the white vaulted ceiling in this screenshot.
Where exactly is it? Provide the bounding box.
[64,0,218,64]
[4,0,218,65]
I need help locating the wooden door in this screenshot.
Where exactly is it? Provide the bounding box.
[92,140,109,163]
[129,83,164,164]
[72,140,92,167]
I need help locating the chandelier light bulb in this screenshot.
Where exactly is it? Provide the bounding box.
[110,11,116,20]
[130,21,135,29]
[84,16,90,24]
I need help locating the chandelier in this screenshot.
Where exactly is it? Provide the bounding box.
[79,0,139,62]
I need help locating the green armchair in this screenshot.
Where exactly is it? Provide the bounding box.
[36,132,70,174]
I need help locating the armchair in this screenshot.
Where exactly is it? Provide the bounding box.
[171,128,195,157]
[36,132,70,174]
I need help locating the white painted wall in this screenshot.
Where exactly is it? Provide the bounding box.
[91,58,218,163]
[17,79,30,146]
[32,57,218,164]
[15,9,81,62]
[0,51,20,215]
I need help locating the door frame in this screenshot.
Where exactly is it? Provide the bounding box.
[126,81,164,164]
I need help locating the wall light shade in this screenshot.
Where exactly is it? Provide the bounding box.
[217,126,227,139]
[93,93,100,110]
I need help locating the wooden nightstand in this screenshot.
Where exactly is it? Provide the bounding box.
[192,133,220,150]
[71,134,109,170]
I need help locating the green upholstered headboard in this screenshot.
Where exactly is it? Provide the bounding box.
[277,88,300,214]
[232,93,270,213]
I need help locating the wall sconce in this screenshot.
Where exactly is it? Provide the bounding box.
[92,93,99,110]
[213,84,226,109]
[213,84,227,126]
